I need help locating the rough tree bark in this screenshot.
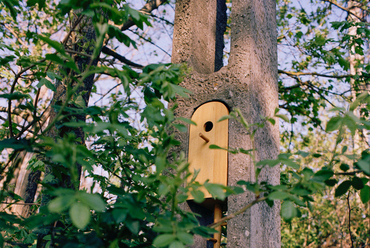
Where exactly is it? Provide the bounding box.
[172,0,280,247]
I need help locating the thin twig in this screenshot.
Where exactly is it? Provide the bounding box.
[15,106,50,139]
[208,196,266,229]
[307,83,337,108]
[347,193,354,248]
[279,69,354,79]
[128,29,171,57]
[93,83,123,104]
[65,49,93,57]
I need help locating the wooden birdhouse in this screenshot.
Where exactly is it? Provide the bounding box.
[188,101,229,199]
[187,101,229,248]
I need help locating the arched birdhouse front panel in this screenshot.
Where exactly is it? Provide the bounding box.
[188,101,229,199]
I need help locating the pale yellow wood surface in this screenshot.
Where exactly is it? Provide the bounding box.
[188,101,228,199]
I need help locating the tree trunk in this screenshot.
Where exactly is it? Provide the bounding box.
[172,0,280,247]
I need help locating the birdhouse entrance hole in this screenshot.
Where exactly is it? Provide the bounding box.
[204,121,213,132]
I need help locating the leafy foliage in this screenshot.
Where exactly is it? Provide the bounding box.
[0,0,370,247]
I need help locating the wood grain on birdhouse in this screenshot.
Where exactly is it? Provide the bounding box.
[188,101,228,199]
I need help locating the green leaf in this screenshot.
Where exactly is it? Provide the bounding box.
[2,0,19,20]
[45,53,79,72]
[176,193,189,203]
[48,195,75,213]
[290,188,311,196]
[153,234,176,247]
[173,124,187,133]
[217,115,232,122]
[343,112,358,136]
[169,241,185,248]
[324,179,338,187]
[78,193,106,212]
[338,56,350,70]
[27,0,46,9]
[177,117,197,126]
[268,191,291,200]
[46,71,61,80]
[267,117,275,125]
[256,159,280,167]
[237,181,258,193]
[74,95,86,108]
[351,177,364,190]
[204,183,226,200]
[239,148,254,155]
[335,180,352,197]
[312,169,334,182]
[326,116,342,132]
[280,158,300,169]
[157,183,170,196]
[232,186,245,194]
[38,35,65,55]
[208,144,227,151]
[0,55,16,66]
[108,25,136,47]
[69,202,90,229]
[37,78,56,92]
[296,151,310,158]
[176,232,193,245]
[112,208,127,224]
[289,195,305,206]
[153,221,173,233]
[275,114,289,122]
[0,92,29,100]
[340,163,350,172]
[192,226,217,237]
[356,160,370,175]
[155,155,166,173]
[0,233,4,248]
[190,190,205,203]
[360,185,370,204]
[0,138,32,152]
[126,221,140,235]
[281,201,297,222]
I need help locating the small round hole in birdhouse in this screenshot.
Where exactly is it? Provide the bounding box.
[204,121,213,132]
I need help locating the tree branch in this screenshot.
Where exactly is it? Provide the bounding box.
[150,13,174,26]
[1,201,40,205]
[347,193,355,248]
[208,196,266,229]
[323,0,366,21]
[335,170,362,175]
[7,58,47,138]
[279,81,310,91]
[101,46,144,69]
[121,0,168,31]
